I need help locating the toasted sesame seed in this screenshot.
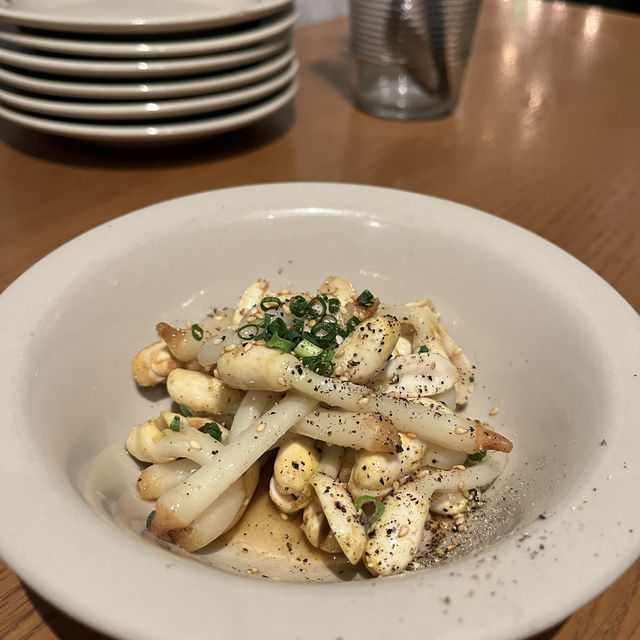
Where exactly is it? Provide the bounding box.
[430,361,436,369]
[190,440,202,450]
[406,432,417,439]
[357,397,369,406]
[239,308,248,316]
[231,325,239,332]
[277,376,287,386]
[280,512,289,520]
[251,567,259,574]
[334,366,345,376]
[244,342,254,352]
[339,376,349,382]
[453,346,463,355]
[256,422,267,433]
[393,480,400,491]
[436,547,445,555]
[335,349,345,358]
[457,481,466,491]
[454,426,469,435]
[214,314,224,321]
[398,525,410,538]
[280,289,291,295]
[489,406,500,416]
[213,368,221,379]
[213,337,223,345]
[417,469,428,479]
[255,339,267,346]
[458,524,468,532]
[452,465,466,471]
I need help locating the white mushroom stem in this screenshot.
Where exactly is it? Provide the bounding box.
[229,390,279,441]
[380,304,448,357]
[300,444,345,549]
[363,452,506,576]
[437,321,476,405]
[170,462,260,552]
[378,352,459,398]
[310,472,368,565]
[156,308,234,363]
[291,409,400,453]
[216,347,512,454]
[137,459,199,500]
[126,418,222,467]
[422,445,467,470]
[149,391,317,536]
[196,329,243,367]
[283,366,511,454]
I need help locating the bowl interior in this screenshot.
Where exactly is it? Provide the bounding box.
[3,184,638,640]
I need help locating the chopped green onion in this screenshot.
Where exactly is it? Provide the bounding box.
[179,404,193,417]
[238,324,260,340]
[327,297,340,314]
[289,296,309,317]
[266,333,296,352]
[267,317,289,337]
[294,339,324,358]
[310,321,338,346]
[191,323,204,341]
[465,450,487,466]
[301,348,335,376]
[346,316,361,333]
[146,510,156,528]
[169,416,181,432]
[419,345,429,353]
[469,376,475,383]
[260,296,282,311]
[356,289,375,308]
[199,422,222,441]
[307,296,327,319]
[354,495,385,524]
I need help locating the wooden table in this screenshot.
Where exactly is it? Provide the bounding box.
[1,1,639,638]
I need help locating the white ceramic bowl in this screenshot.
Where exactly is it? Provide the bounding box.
[0,184,638,640]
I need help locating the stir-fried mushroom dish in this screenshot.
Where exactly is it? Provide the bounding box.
[128,276,513,577]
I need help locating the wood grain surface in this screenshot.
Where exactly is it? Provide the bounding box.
[1,2,639,638]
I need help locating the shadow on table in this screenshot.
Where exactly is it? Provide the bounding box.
[0,103,295,170]
[23,583,114,640]
[309,47,353,105]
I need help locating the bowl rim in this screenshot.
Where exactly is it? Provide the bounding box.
[0,182,638,640]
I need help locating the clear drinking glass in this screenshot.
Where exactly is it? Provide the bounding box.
[350,0,481,120]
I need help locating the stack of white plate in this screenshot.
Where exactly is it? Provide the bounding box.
[0,0,298,143]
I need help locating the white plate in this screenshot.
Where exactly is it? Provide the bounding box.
[0,0,292,34]
[0,184,638,640]
[0,48,295,100]
[0,35,290,78]
[0,8,297,59]
[0,80,297,142]
[0,59,298,120]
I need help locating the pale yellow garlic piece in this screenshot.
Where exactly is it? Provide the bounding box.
[349,432,427,496]
[430,490,468,515]
[132,340,180,387]
[273,435,320,495]
[332,315,400,384]
[232,279,270,326]
[166,369,243,414]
